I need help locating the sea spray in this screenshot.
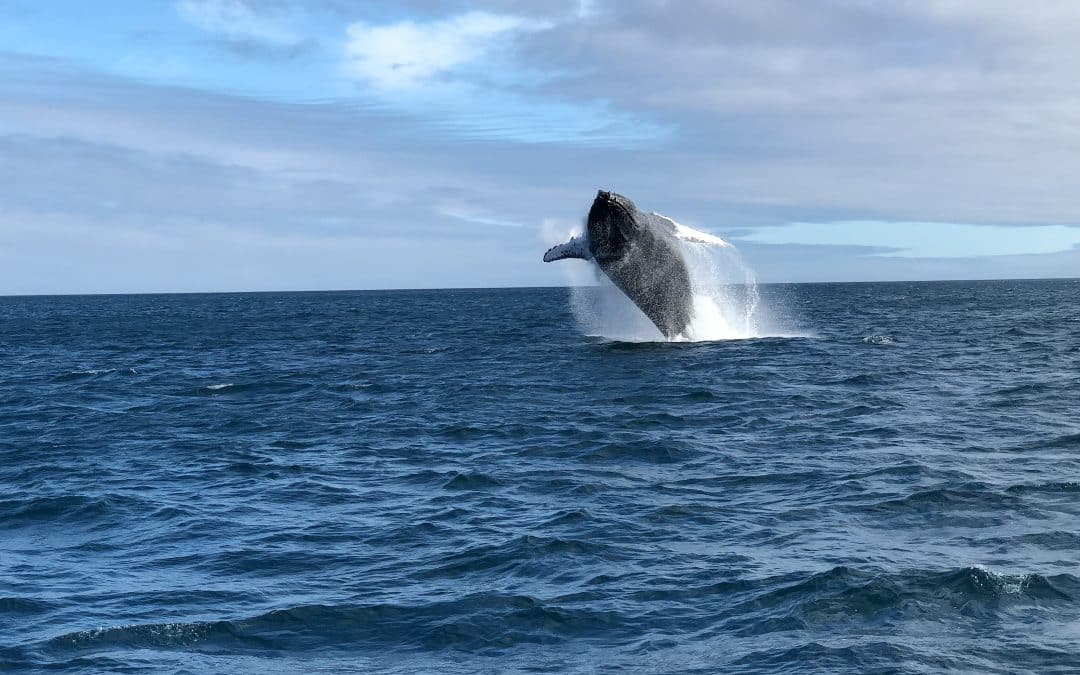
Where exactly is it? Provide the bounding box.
[559,237,764,343]
[680,240,761,341]
[569,274,665,342]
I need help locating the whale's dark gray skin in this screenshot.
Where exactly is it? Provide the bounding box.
[544,190,693,339]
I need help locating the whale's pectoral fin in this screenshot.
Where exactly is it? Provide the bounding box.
[543,235,592,262]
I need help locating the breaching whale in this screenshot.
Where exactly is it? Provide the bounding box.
[543,190,729,340]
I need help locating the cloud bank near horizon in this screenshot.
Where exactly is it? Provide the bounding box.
[1,0,1079,293]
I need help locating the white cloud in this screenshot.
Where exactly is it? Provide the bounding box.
[176,0,299,46]
[576,0,600,19]
[343,12,547,90]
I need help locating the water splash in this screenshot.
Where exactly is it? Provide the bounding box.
[558,235,767,343]
[680,241,761,342]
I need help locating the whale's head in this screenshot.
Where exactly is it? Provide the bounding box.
[587,190,639,261]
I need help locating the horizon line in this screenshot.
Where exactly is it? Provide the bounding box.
[1,275,1077,299]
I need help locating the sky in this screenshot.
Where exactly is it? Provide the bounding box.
[2,0,1079,294]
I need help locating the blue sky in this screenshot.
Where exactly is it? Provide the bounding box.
[2,0,1079,293]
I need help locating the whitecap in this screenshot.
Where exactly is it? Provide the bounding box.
[863,335,895,345]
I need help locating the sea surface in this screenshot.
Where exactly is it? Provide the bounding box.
[2,280,1079,673]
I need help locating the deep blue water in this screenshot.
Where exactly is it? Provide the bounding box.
[2,280,1079,673]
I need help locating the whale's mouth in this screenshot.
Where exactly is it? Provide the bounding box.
[594,190,632,219]
[588,190,636,250]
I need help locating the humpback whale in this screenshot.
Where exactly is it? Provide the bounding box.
[544,190,728,340]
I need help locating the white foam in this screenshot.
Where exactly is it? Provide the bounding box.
[971,565,1034,595]
[863,335,895,345]
[205,383,233,391]
[678,240,761,341]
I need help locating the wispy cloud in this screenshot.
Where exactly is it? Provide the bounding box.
[176,0,300,47]
[338,10,663,145]
[740,222,1080,258]
[344,11,547,90]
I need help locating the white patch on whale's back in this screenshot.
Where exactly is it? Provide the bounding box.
[652,213,731,247]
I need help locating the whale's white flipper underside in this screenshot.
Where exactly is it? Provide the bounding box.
[543,234,592,262]
[652,213,731,247]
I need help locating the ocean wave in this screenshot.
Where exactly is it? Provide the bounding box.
[42,594,628,654]
[715,565,1078,640]
[583,440,696,464]
[196,380,317,396]
[0,596,56,615]
[731,641,916,674]
[417,535,619,581]
[53,367,138,382]
[0,493,144,527]
[1023,432,1080,450]
[441,471,504,491]
[1005,481,1080,494]
[34,566,1067,656]
[831,373,891,386]
[861,483,1030,524]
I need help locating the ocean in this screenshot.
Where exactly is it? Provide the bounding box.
[1,280,1079,673]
